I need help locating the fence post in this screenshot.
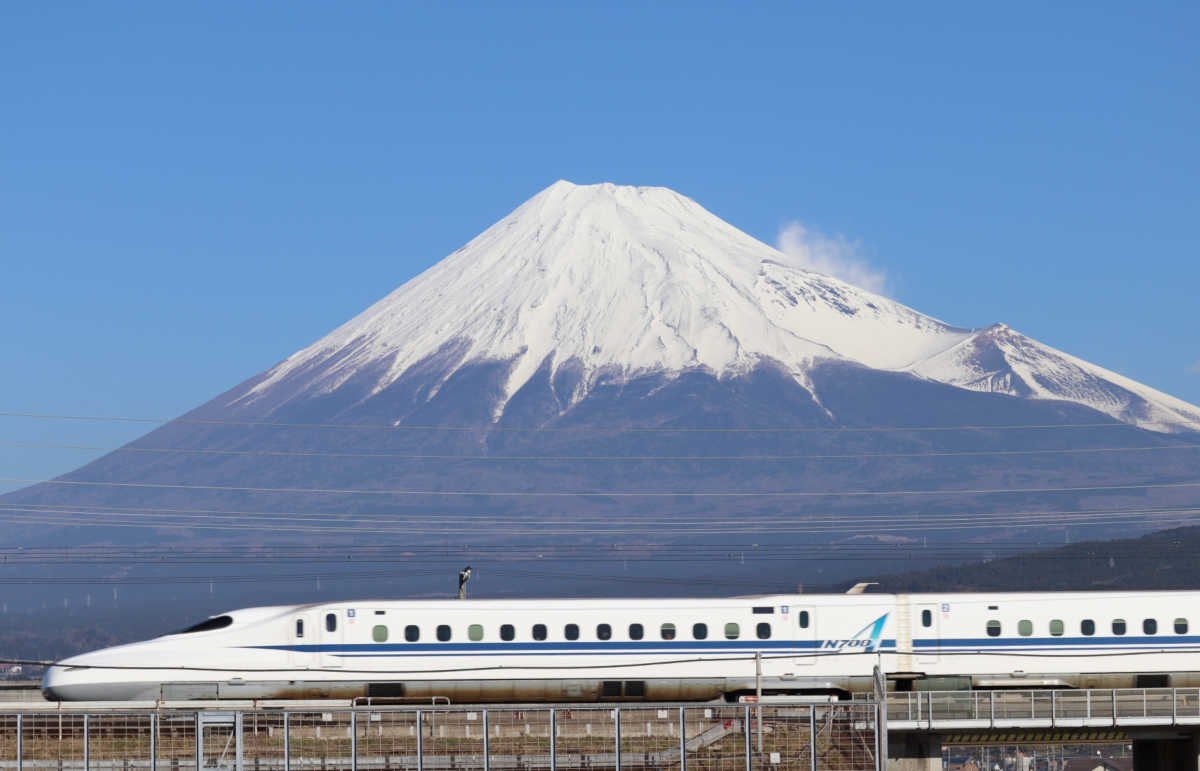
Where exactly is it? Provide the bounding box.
[16,713,21,771]
[809,706,817,771]
[416,710,423,771]
[549,709,557,771]
[1051,690,1057,728]
[744,706,752,771]
[679,707,686,771]
[875,702,884,771]
[150,713,156,771]
[83,713,89,771]
[350,711,357,771]
[195,713,202,771]
[613,707,620,771]
[235,712,244,771]
[483,709,490,771]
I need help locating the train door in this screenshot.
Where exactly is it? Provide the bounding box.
[792,605,816,666]
[320,608,344,668]
[289,612,314,668]
[916,603,940,664]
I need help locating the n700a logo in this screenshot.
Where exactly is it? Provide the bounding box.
[819,614,888,653]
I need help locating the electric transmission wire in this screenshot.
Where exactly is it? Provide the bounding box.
[3,475,1198,498]
[5,409,1196,433]
[2,439,1197,461]
[0,500,1195,528]
[1,501,1198,535]
[5,500,1196,527]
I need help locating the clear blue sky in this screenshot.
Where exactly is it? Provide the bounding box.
[2,2,1197,492]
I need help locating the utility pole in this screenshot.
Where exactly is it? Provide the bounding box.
[755,651,763,759]
[873,663,887,766]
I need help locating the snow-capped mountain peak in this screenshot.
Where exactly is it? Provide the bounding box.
[240,181,969,410]
[235,180,1200,434]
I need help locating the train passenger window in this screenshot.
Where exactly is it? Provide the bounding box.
[295,620,304,638]
[565,624,580,641]
[798,611,809,629]
[1144,619,1157,635]
[661,623,676,640]
[629,623,644,640]
[372,625,388,643]
[500,624,515,641]
[1049,620,1064,636]
[1018,620,1032,636]
[725,623,740,639]
[1112,619,1126,635]
[986,621,1001,637]
[921,610,932,628]
[533,624,548,641]
[597,624,612,640]
[693,623,708,640]
[1081,620,1095,636]
[326,613,337,633]
[468,624,484,641]
[756,622,772,640]
[405,625,419,642]
[437,625,452,642]
[1176,618,1189,634]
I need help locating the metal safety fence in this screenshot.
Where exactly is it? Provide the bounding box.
[882,687,1200,729]
[0,702,880,771]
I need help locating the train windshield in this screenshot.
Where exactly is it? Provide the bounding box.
[174,615,234,634]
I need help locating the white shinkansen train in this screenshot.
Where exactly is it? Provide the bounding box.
[41,590,1200,702]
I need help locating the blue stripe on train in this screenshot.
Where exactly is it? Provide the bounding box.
[244,635,1200,657]
[247,639,860,654]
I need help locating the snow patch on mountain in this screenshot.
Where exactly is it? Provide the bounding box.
[909,324,1200,433]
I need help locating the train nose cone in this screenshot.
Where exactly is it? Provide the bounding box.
[41,664,70,701]
[41,651,163,701]
[41,656,119,702]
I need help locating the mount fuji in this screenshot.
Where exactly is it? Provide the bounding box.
[231,180,1198,434]
[3,181,1199,623]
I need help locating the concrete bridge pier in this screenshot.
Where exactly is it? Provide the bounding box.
[1133,732,1200,770]
[887,734,941,771]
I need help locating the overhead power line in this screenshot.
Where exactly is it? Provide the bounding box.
[4,500,1199,530]
[0,537,1130,558]
[5,409,1196,434]
[3,476,1198,498]
[5,541,1200,567]
[1,501,1198,536]
[7,499,1199,524]
[3,440,1197,462]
